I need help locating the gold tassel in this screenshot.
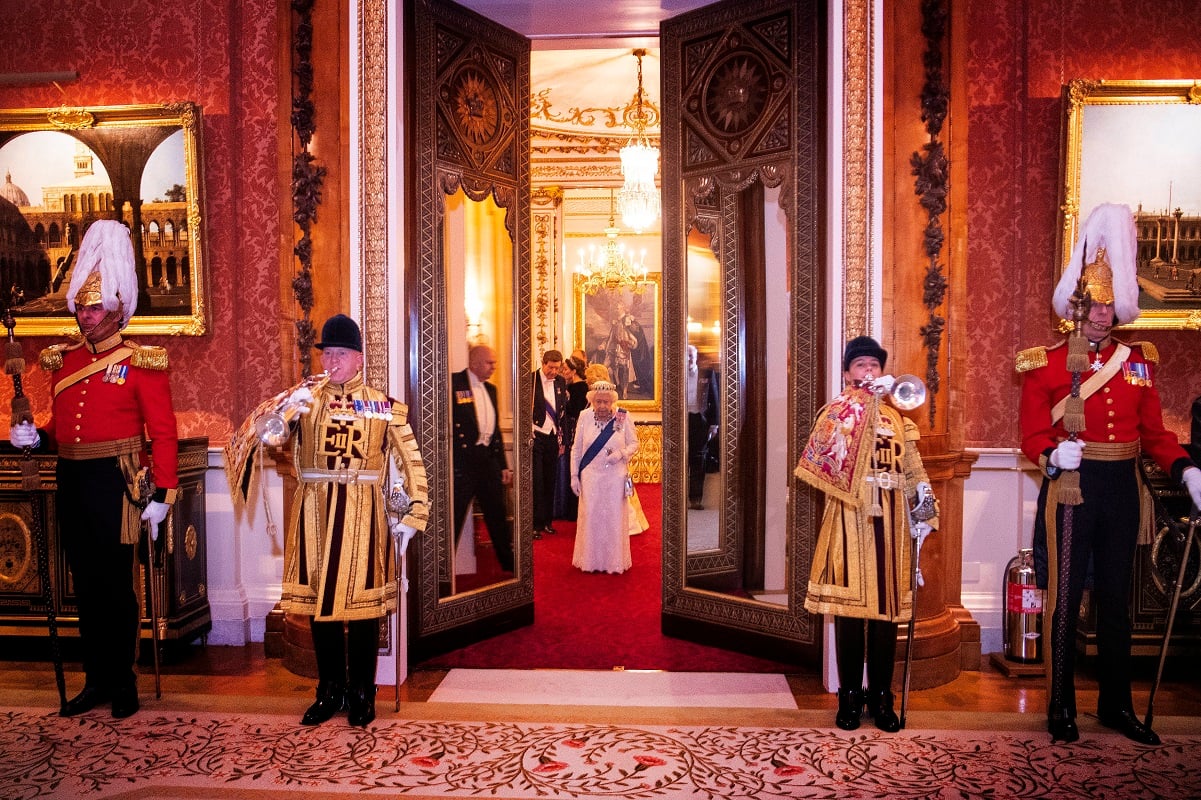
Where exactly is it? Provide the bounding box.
[10,394,32,426]
[1065,334,1090,373]
[869,475,883,517]
[20,457,40,491]
[1063,395,1086,433]
[5,340,24,376]
[1057,469,1083,506]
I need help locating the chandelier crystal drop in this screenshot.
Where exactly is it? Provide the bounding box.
[618,49,660,234]
[575,191,651,296]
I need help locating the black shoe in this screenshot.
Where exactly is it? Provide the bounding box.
[60,685,110,717]
[111,685,140,719]
[544,525,556,535]
[347,683,377,728]
[532,530,543,540]
[301,682,345,726]
[864,687,901,732]
[1097,708,1160,745]
[1048,708,1079,744]
[835,687,863,730]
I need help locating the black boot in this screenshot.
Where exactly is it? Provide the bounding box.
[301,681,345,726]
[1047,706,1079,744]
[60,684,110,717]
[346,682,377,728]
[864,687,901,732]
[835,687,863,730]
[1096,707,1160,745]
[346,618,379,728]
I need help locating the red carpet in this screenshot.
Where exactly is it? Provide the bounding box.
[419,483,797,673]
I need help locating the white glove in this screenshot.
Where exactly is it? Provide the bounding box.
[571,476,581,496]
[140,500,170,541]
[1049,440,1084,471]
[9,421,39,449]
[391,522,418,555]
[1183,467,1201,510]
[287,385,315,414]
[872,374,896,393]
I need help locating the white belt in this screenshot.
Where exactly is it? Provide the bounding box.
[298,468,381,485]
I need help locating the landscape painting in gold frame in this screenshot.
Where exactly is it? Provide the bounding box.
[1058,79,1201,331]
[574,271,661,412]
[0,102,208,336]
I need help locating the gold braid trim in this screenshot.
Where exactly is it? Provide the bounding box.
[1015,346,1048,373]
[39,341,81,371]
[129,343,169,370]
[1132,340,1159,363]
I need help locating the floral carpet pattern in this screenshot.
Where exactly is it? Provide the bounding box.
[2,707,1200,799]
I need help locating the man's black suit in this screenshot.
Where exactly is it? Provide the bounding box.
[531,369,568,532]
[687,367,719,505]
[452,369,513,572]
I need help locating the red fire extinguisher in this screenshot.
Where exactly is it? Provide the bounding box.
[1003,548,1043,663]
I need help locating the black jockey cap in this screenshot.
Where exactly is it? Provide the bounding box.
[842,335,887,372]
[316,314,363,352]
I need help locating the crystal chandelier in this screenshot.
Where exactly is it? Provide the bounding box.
[575,192,650,296]
[618,49,660,234]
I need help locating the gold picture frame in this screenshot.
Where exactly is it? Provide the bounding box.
[574,272,661,412]
[0,102,208,335]
[1059,79,1201,330]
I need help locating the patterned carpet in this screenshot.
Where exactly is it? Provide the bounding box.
[3,704,1200,799]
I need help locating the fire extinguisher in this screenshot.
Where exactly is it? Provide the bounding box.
[1003,547,1043,663]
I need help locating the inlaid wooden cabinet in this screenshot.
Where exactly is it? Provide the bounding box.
[0,437,211,651]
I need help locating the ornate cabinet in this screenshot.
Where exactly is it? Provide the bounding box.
[1076,458,1201,657]
[0,437,211,649]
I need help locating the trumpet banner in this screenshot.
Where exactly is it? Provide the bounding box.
[223,389,288,508]
[794,386,879,507]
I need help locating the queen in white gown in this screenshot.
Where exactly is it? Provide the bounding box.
[570,381,643,573]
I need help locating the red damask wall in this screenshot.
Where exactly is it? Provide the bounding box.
[0,0,283,444]
[966,0,1201,448]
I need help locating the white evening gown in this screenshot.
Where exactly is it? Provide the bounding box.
[571,407,640,573]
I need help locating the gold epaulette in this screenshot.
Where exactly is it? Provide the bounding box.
[127,342,169,370]
[1131,341,1160,363]
[1015,346,1048,373]
[38,341,82,372]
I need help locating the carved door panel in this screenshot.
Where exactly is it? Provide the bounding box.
[661,0,825,663]
[406,0,532,660]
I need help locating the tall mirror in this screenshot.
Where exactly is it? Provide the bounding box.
[406,0,533,660]
[442,188,516,597]
[661,0,824,662]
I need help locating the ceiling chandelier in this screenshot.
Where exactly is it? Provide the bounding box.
[617,48,660,234]
[575,191,651,296]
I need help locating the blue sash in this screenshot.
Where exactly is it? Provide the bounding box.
[578,417,617,473]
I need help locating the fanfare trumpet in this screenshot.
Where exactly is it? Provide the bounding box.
[859,374,928,411]
[254,372,330,446]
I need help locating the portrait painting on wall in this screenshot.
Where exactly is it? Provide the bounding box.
[574,272,661,412]
[1059,79,1201,330]
[0,102,208,336]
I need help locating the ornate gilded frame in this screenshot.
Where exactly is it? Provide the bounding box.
[573,272,662,412]
[0,103,208,336]
[1059,79,1201,331]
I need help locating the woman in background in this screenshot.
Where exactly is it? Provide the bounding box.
[553,355,590,521]
[570,381,640,573]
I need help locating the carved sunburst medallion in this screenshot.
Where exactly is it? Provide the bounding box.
[451,67,500,146]
[702,52,769,137]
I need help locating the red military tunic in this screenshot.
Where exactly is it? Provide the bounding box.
[41,333,179,505]
[1019,338,1192,478]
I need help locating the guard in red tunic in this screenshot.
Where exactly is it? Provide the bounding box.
[1017,203,1201,745]
[8,220,178,719]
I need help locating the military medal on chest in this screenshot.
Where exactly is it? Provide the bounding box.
[103,363,128,384]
